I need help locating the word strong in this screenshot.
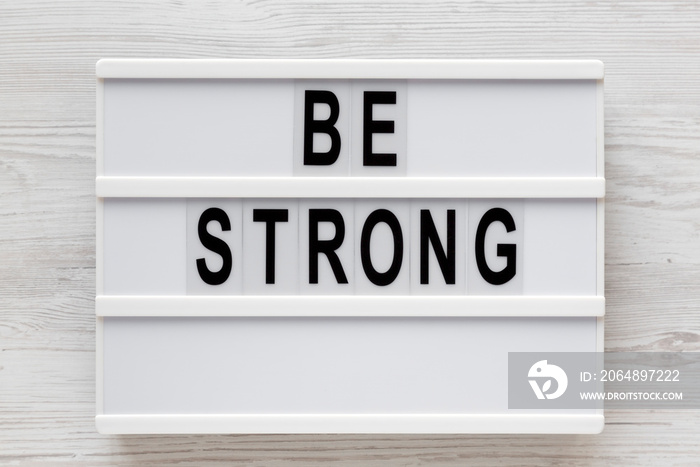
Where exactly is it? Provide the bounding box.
[194,203,519,292]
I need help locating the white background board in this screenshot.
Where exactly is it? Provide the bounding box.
[96,64,603,434]
[102,198,597,296]
[2,0,699,464]
[102,79,597,177]
[103,317,596,414]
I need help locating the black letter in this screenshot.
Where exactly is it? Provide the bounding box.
[304,90,341,166]
[475,208,516,285]
[420,209,455,285]
[253,209,289,284]
[363,91,397,166]
[196,207,232,286]
[360,209,403,286]
[309,209,348,284]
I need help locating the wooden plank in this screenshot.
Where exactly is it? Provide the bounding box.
[1,0,699,464]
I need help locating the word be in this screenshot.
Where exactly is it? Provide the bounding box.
[304,90,399,167]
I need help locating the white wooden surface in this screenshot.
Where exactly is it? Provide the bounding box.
[1,0,699,464]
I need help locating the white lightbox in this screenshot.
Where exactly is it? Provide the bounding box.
[96,59,605,434]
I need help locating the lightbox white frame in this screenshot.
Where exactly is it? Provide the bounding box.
[96,59,605,435]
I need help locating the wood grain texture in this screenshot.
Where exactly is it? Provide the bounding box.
[1,0,699,465]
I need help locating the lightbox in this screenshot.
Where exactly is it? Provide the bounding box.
[96,59,605,434]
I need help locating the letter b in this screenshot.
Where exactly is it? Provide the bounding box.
[303,90,341,166]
